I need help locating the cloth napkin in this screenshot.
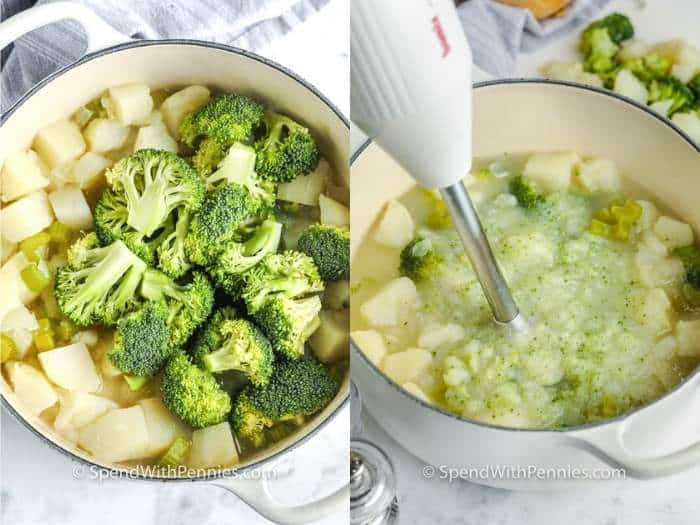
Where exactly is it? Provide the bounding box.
[457,0,613,77]
[0,0,329,114]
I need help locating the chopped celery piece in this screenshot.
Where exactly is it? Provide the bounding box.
[124,374,150,391]
[588,199,641,241]
[601,395,617,417]
[57,319,78,342]
[72,106,94,128]
[21,263,50,292]
[33,319,55,352]
[1,335,18,363]
[158,436,192,466]
[475,167,492,178]
[46,222,72,245]
[20,232,51,262]
[150,89,171,109]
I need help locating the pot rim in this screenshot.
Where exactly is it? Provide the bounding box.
[0,38,350,482]
[351,77,700,435]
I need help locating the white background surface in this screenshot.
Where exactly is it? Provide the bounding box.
[355,0,700,524]
[0,1,349,524]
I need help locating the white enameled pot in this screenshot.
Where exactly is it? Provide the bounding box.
[0,3,349,523]
[351,79,700,490]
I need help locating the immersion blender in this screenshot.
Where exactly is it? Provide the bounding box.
[351,0,527,332]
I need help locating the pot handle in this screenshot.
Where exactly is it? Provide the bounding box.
[212,472,349,525]
[0,1,126,54]
[568,375,700,478]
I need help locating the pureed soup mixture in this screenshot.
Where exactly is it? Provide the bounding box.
[351,151,700,428]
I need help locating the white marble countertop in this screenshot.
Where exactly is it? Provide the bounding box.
[356,0,700,524]
[0,1,349,524]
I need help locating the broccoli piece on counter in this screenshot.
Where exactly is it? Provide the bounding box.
[296,224,350,282]
[622,53,672,84]
[580,14,633,74]
[689,73,700,101]
[509,175,544,209]
[399,237,441,282]
[254,295,322,359]
[648,77,696,115]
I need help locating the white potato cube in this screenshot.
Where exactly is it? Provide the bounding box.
[189,422,238,468]
[70,152,111,189]
[49,185,93,230]
[671,112,700,144]
[635,200,659,232]
[0,191,54,242]
[577,158,620,193]
[6,362,58,416]
[1,305,37,358]
[133,121,178,153]
[652,40,700,70]
[501,232,554,271]
[418,323,465,349]
[640,231,667,257]
[653,216,694,249]
[618,40,652,61]
[0,252,39,308]
[33,119,86,169]
[277,159,329,206]
[160,85,211,138]
[639,288,672,336]
[671,63,697,84]
[352,330,388,367]
[676,319,700,357]
[138,397,190,457]
[402,382,431,402]
[38,343,101,392]
[523,151,580,192]
[319,194,349,228]
[374,200,414,248]
[649,100,673,117]
[323,280,349,310]
[84,118,130,153]
[310,309,349,363]
[104,84,153,126]
[539,61,603,87]
[360,277,419,328]
[614,69,649,105]
[54,391,119,432]
[382,348,432,385]
[1,150,49,202]
[78,406,150,462]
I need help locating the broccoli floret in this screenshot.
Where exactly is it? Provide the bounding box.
[673,245,700,290]
[689,266,700,289]
[231,355,339,447]
[580,13,634,54]
[648,77,696,115]
[140,268,214,346]
[179,93,265,147]
[254,112,320,183]
[254,295,322,359]
[206,142,276,206]
[297,224,350,282]
[160,351,231,428]
[108,301,173,376]
[55,233,146,326]
[510,175,544,209]
[193,312,274,387]
[689,73,700,100]
[241,251,324,313]
[399,237,441,282]
[184,183,265,266]
[156,208,192,278]
[191,137,227,178]
[104,149,205,238]
[622,54,672,85]
[208,219,283,297]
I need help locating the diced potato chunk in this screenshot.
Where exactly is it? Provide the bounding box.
[133,121,178,153]
[160,85,211,138]
[417,322,465,349]
[1,305,37,358]
[138,397,190,457]
[84,118,130,153]
[1,150,49,202]
[635,200,659,232]
[310,309,349,363]
[672,112,700,144]
[671,63,696,84]
[0,252,39,308]
[501,232,554,271]
[523,151,579,193]
[636,254,685,287]
[614,69,649,105]
[618,40,652,61]
[49,186,93,230]
[649,100,673,117]
[70,152,111,189]
[639,288,672,336]
[382,348,432,385]
[38,343,101,392]
[653,216,694,249]
[323,280,349,310]
[352,330,388,367]
[402,382,431,403]
[577,158,620,193]
[5,362,58,416]
[0,191,54,242]
[189,422,238,468]
[104,84,153,126]
[54,391,119,433]
[539,62,603,87]
[360,277,419,327]
[373,200,414,248]
[319,194,349,228]
[78,406,150,462]
[676,319,700,357]
[652,40,700,70]
[33,119,86,169]
[277,159,329,206]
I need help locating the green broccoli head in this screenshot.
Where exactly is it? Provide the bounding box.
[193,312,274,387]
[254,113,320,183]
[622,54,672,84]
[673,245,700,289]
[231,355,339,447]
[208,219,282,298]
[160,351,231,428]
[580,13,634,54]
[155,209,192,278]
[399,237,441,282]
[689,73,700,101]
[191,137,227,178]
[510,175,545,209]
[241,251,324,313]
[109,300,173,377]
[648,77,696,115]
[184,183,266,266]
[296,224,350,282]
[179,94,265,147]
[55,233,146,326]
[140,268,214,346]
[254,295,322,359]
[104,149,205,238]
